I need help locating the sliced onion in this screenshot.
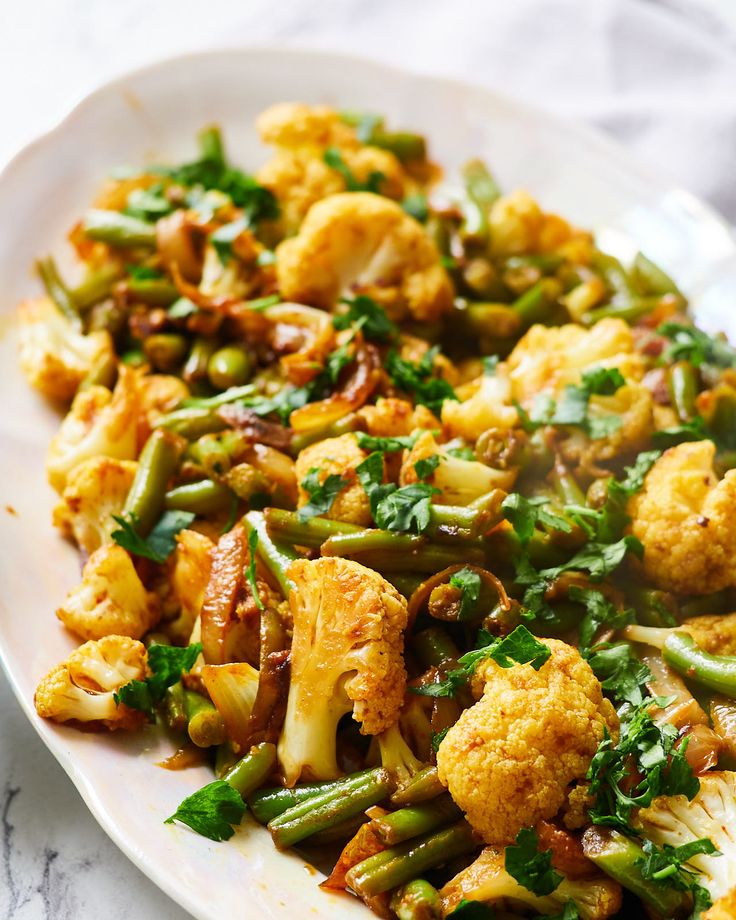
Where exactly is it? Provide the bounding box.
[677,723,722,775]
[642,653,709,729]
[202,662,260,754]
[156,211,203,282]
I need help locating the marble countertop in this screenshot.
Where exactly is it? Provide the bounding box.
[2,1,736,918]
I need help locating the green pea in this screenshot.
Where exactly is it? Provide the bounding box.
[143,333,188,372]
[207,345,253,390]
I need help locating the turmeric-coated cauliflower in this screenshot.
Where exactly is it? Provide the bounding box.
[18,296,114,402]
[357,397,437,439]
[52,456,137,554]
[34,635,147,730]
[256,103,407,234]
[277,556,408,784]
[276,193,453,323]
[441,371,519,441]
[436,639,618,844]
[56,544,160,641]
[46,365,139,493]
[488,189,590,259]
[507,318,644,405]
[294,433,373,526]
[680,612,736,656]
[440,846,621,920]
[629,441,736,595]
[136,373,189,428]
[167,529,214,645]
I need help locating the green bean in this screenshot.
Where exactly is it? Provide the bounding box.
[126,277,180,306]
[390,766,445,807]
[370,130,426,163]
[679,589,734,619]
[592,251,637,300]
[79,351,118,391]
[143,333,189,372]
[247,770,375,824]
[265,508,361,548]
[631,252,682,298]
[345,820,477,898]
[154,406,227,439]
[583,297,662,326]
[165,479,233,515]
[183,337,218,385]
[627,586,678,627]
[221,742,277,798]
[320,530,485,572]
[185,690,226,748]
[36,256,81,327]
[164,681,188,732]
[243,511,300,598]
[707,387,736,449]
[460,159,500,244]
[582,827,688,916]
[82,209,157,247]
[459,303,521,340]
[290,412,363,453]
[124,429,182,534]
[510,280,552,328]
[70,263,122,310]
[207,345,254,389]
[386,573,425,598]
[390,880,442,920]
[372,794,462,846]
[306,815,368,846]
[198,125,225,163]
[549,465,586,506]
[663,634,736,699]
[268,768,395,849]
[182,384,257,409]
[411,628,461,669]
[668,361,697,422]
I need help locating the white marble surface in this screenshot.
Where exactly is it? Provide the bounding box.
[2,1,736,918]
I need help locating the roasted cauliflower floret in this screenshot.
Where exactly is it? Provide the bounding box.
[294,433,373,526]
[507,318,644,405]
[357,397,436,439]
[442,371,519,441]
[681,612,736,656]
[559,383,654,465]
[637,771,736,907]
[488,189,588,258]
[52,456,137,554]
[277,556,408,784]
[629,441,736,595]
[56,544,160,641]
[436,639,618,844]
[256,103,407,234]
[18,296,114,402]
[136,373,189,427]
[34,635,147,730]
[167,530,214,645]
[276,193,453,323]
[440,846,621,920]
[46,365,139,493]
[400,430,516,502]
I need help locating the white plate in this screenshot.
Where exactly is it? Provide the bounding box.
[1,46,735,920]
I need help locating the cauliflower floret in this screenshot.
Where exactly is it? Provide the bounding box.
[440,846,621,920]
[681,612,736,656]
[442,371,519,441]
[167,530,214,645]
[705,890,736,920]
[629,441,736,595]
[276,193,453,323]
[136,373,189,427]
[34,635,147,730]
[436,639,618,844]
[400,430,516,503]
[256,103,407,234]
[18,296,114,402]
[488,190,588,259]
[357,397,436,438]
[507,318,644,405]
[56,544,160,641]
[52,456,137,554]
[294,433,373,526]
[277,556,408,784]
[637,772,736,906]
[559,383,654,466]
[46,365,139,493]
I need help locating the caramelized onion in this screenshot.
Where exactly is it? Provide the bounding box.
[407,563,510,631]
[218,404,293,451]
[156,211,203,282]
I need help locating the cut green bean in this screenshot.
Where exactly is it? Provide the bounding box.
[83,209,157,247]
[165,479,233,515]
[372,794,462,845]
[164,681,188,732]
[321,530,485,572]
[411,628,460,669]
[244,511,300,597]
[460,159,500,244]
[510,281,552,328]
[345,820,477,898]
[70,263,122,310]
[370,130,426,163]
[631,252,682,298]
[182,385,257,410]
[124,429,182,534]
[222,742,277,798]
[390,879,442,920]
[663,634,736,699]
[183,337,219,385]
[390,766,445,807]
[247,769,375,825]
[185,690,226,748]
[36,256,81,327]
[126,277,180,306]
[668,361,697,422]
[154,406,228,439]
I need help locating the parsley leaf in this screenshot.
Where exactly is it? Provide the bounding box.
[124,184,174,221]
[244,384,316,424]
[445,901,495,919]
[449,567,482,620]
[246,528,264,611]
[653,416,710,449]
[636,837,717,914]
[505,827,562,896]
[502,493,572,546]
[114,642,202,718]
[414,454,441,480]
[528,367,625,438]
[431,726,451,753]
[111,510,195,564]
[413,625,550,698]
[297,468,349,522]
[356,432,419,453]
[374,483,438,534]
[333,294,398,342]
[356,450,397,518]
[569,587,633,653]
[586,643,651,706]
[386,347,458,416]
[324,147,385,193]
[165,780,245,842]
[127,264,164,281]
[658,322,736,369]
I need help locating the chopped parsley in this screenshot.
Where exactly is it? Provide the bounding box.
[568,586,633,653]
[356,432,419,453]
[658,322,736,369]
[114,642,202,719]
[111,509,195,564]
[413,625,550,698]
[502,493,572,546]
[431,726,451,753]
[124,184,174,221]
[386,347,457,416]
[414,454,440,481]
[526,367,626,439]
[586,643,651,706]
[323,148,385,193]
[374,483,438,534]
[448,567,482,620]
[504,827,562,896]
[333,294,397,342]
[636,838,717,914]
[297,468,349,522]
[165,780,245,842]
